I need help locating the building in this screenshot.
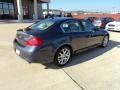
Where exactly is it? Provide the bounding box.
[43,9,62,17]
[0,0,50,22]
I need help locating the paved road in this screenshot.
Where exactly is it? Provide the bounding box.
[0,23,120,90]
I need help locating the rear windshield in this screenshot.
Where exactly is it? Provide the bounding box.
[29,20,55,30]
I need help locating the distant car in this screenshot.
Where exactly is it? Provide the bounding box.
[93,18,102,27]
[45,13,54,19]
[64,13,73,17]
[85,17,98,23]
[105,21,120,31]
[100,17,114,29]
[115,18,120,21]
[13,18,109,66]
[85,17,102,27]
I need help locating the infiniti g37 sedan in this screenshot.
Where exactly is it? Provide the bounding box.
[13,18,109,66]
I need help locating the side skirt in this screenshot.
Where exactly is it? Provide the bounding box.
[74,44,101,54]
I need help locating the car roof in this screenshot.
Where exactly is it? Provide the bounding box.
[44,17,81,22]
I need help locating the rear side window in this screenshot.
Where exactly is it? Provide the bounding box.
[61,21,82,33]
[29,20,55,30]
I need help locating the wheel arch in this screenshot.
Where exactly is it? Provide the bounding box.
[56,44,73,54]
[103,33,110,41]
[54,44,73,57]
[105,33,110,38]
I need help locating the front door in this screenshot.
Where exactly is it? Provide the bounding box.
[81,19,103,47]
[70,31,92,50]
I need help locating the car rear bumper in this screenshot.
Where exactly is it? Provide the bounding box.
[13,39,54,63]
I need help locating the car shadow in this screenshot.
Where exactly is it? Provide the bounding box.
[38,40,120,69]
[109,30,120,33]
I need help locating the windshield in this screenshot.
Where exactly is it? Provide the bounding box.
[29,20,55,30]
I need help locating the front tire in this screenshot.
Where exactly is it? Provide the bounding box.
[54,46,71,66]
[101,35,109,47]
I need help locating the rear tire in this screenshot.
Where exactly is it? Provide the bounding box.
[101,35,109,47]
[54,46,71,66]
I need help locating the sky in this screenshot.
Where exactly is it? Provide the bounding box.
[43,0,120,12]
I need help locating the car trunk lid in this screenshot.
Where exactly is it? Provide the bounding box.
[15,29,45,47]
[16,29,31,46]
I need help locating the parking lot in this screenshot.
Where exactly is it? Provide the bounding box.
[0,23,120,90]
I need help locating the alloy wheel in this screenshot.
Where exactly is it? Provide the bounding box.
[57,48,71,65]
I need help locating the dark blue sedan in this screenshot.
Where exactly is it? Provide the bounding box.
[13,18,109,66]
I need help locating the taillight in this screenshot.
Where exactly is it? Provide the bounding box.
[24,36,44,46]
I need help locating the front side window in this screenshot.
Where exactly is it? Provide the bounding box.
[29,20,55,30]
[61,21,82,33]
[82,20,95,31]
